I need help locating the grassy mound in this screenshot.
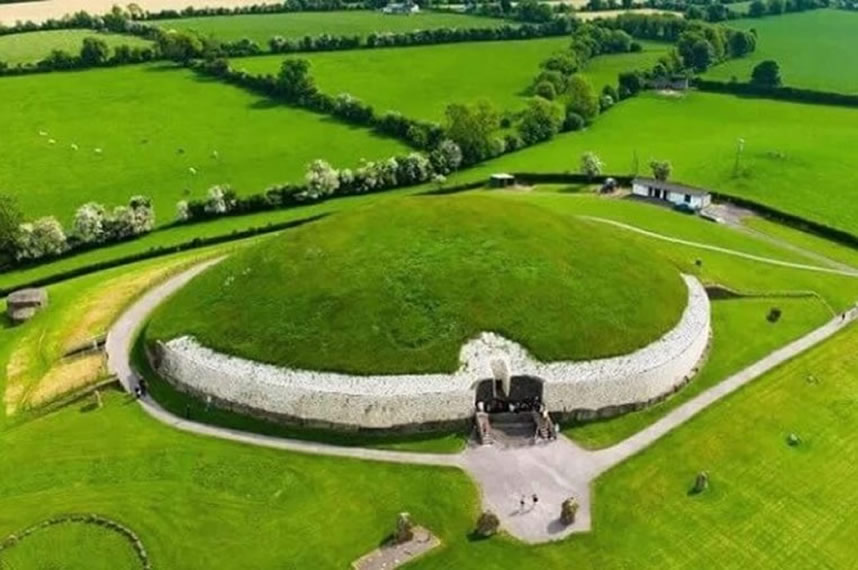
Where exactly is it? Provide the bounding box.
[147,194,685,374]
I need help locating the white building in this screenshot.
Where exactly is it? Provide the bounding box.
[382,2,420,14]
[631,177,712,211]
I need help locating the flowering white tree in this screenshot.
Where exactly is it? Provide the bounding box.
[104,205,136,241]
[302,159,339,200]
[176,200,190,222]
[396,153,432,185]
[204,185,229,215]
[128,195,155,234]
[430,139,463,175]
[338,167,354,191]
[73,202,106,244]
[15,216,68,260]
[580,151,604,178]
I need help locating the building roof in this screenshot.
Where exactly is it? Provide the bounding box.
[490,173,515,180]
[633,177,711,197]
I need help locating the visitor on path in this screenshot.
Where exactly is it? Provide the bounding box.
[519,496,526,513]
[138,379,147,397]
[532,494,539,508]
[185,404,191,419]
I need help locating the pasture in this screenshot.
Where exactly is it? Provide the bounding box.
[451,91,858,236]
[233,38,669,120]
[2,193,858,567]
[705,10,858,93]
[0,30,151,65]
[156,10,511,43]
[0,63,406,223]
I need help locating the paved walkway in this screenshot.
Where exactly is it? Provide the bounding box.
[105,255,858,544]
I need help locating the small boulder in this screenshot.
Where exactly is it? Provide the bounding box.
[692,471,709,494]
[787,433,801,447]
[560,497,579,526]
[475,511,500,538]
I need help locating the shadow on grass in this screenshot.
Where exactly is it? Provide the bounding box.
[131,327,467,454]
[466,531,492,543]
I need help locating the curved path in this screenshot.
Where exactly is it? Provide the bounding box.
[582,216,858,278]
[106,250,858,544]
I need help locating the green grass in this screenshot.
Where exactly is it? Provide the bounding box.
[0,30,151,65]
[705,10,858,93]
[446,91,858,237]
[0,63,407,224]
[744,216,858,270]
[147,194,686,373]
[233,39,668,121]
[564,296,832,447]
[157,10,512,44]
[0,521,141,569]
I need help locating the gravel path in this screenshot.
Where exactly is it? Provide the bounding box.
[582,216,858,278]
[104,236,858,544]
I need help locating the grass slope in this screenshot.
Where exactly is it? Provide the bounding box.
[705,10,858,93]
[450,91,858,236]
[157,10,511,43]
[0,521,141,569]
[0,30,150,65]
[0,64,406,223]
[234,39,668,120]
[147,194,685,373]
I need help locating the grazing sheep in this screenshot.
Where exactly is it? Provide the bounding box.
[48,139,56,145]
[188,167,197,175]
[177,148,185,154]
[38,130,48,137]
[70,143,79,151]
[94,148,103,154]
[211,150,219,159]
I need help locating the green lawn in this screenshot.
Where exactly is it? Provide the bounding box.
[146,194,686,373]
[232,38,668,120]
[447,91,858,236]
[157,10,512,44]
[744,216,858,270]
[705,10,858,93]
[0,521,141,569]
[0,64,406,224]
[0,30,150,65]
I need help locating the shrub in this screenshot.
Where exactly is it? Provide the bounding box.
[429,139,463,175]
[517,97,564,145]
[534,80,557,100]
[302,159,340,200]
[560,497,579,526]
[649,159,672,181]
[580,151,604,178]
[15,216,68,260]
[751,60,782,88]
[564,112,585,131]
[73,202,106,244]
[767,307,782,323]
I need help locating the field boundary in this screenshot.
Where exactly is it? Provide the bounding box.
[696,79,858,109]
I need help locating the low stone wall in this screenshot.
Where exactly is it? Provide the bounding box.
[154,275,710,430]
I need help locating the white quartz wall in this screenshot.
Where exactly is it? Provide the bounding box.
[156,275,710,429]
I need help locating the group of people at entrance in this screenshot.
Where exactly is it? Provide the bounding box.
[477,397,545,415]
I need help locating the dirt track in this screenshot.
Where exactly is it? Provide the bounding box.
[0,0,280,25]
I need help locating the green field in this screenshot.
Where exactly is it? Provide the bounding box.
[448,91,858,236]
[0,30,151,65]
[705,10,858,93]
[147,194,685,373]
[0,521,142,569]
[233,38,668,120]
[157,10,511,43]
[2,207,858,566]
[0,64,406,224]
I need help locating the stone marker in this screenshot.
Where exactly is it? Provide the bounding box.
[787,433,801,447]
[692,471,709,494]
[560,497,579,526]
[475,511,500,537]
[393,512,414,544]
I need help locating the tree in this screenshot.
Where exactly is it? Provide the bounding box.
[204,185,230,215]
[128,195,155,234]
[80,37,109,66]
[678,31,715,72]
[15,216,68,260]
[277,58,316,101]
[429,139,463,175]
[534,80,557,100]
[541,51,579,75]
[565,74,599,121]
[0,194,22,266]
[73,202,106,244]
[649,159,672,181]
[767,0,785,14]
[303,159,340,200]
[748,0,767,16]
[516,0,554,23]
[475,511,500,537]
[728,30,755,58]
[751,60,782,87]
[580,152,603,178]
[156,30,204,63]
[444,100,499,165]
[618,70,645,98]
[518,97,564,145]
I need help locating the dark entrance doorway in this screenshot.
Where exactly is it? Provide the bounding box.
[475,375,544,414]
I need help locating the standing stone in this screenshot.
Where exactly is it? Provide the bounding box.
[560,497,579,526]
[394,512,414,544]
[692,471,709,494]
[475,511,500,537]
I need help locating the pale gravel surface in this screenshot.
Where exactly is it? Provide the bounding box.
[106,243,858,543]
[0,0,280,25]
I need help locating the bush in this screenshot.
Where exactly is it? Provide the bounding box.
[767,307,782,323]
[560,497,579,526]
[15,216,68,261]
[564,112,585,131]
[580,151,604,178]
